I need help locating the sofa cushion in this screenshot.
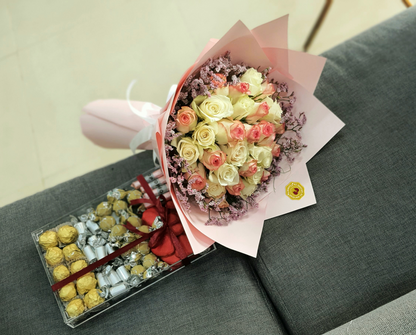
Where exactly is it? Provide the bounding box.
[0,150,286,334]
[251,6,416,335]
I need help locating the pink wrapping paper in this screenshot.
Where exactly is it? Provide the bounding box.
[80,16,344,257]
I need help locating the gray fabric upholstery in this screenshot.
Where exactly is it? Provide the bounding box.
[0,150,286,334]
[250,6,416,335]
[324,289,416,335]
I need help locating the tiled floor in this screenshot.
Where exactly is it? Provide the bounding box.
[0,0,406,207]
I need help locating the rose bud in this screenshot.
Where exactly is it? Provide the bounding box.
[261,170,271,182]
[226,177,245,196]
[239,159,258,177]
[275,122,286,135]
[257,133,276,147]
[245,124,262,143]
[185,163,207,191]
[202,149,226,171]
[218,199,229,208]
[176,107,198,134]
[228,82,251,104]
[255,81,275,100]
[271,143,281,157]
[246,102,270,124]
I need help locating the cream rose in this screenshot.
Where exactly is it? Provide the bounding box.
[247,167,263,185]
[177,137,202,165]
[240,179,257,199]
[196,95,233,122]
[249,144,273,168]
[206,174,226,198]
[220,141,248,167]
[240,68,263,96]
[210,163,239,186]
[260,97,283,124]
[231,95,255,120]
[192,122,216,148]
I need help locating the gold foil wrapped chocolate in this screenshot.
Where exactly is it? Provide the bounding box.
[76,272,97,295]
[137,241,150,255]
[45,247,64,266]
[127,190,142,204]
[70,260,88,274]
[59,282,77,302]
[63,244,83,261]
[128,216,141,228]
[110,225,127,237]
[138,225,151,234]
[131,265,145,276]
[84,289,105,309]
[113,200,127,214]
[96,202,112,217]
[57,225,79,244]
[99,216,116,231]
[107,189,127,203]
[38,231,58,250]
[66,298,85,318]
[142,253,157,269]
[53,265,70,282]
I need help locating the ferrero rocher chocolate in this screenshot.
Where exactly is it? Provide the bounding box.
[63,244,83,261]
[39,231,58,250]
[57,225,78,244]
[96,202,112,217]
[53,265,70,282]
[128,216,141,227]
[137,241,150,255]
[142,253,157,269]
[113,200,127,213]
[84,289,104,309]
[99,216,116,231]
[131,265,145,276]
[127,190,142,204]
[111,225,127,236]
[59,282,77,302]
[66,298,85,318]
[76,272,97,295]
[70,260,88,274]
[45,247,64,266]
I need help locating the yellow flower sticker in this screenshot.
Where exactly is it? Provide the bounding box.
[285,182,305,200]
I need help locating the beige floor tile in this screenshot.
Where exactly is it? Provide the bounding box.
[0,55,43,203]
[0,0,16,59]
[0,180,44,208]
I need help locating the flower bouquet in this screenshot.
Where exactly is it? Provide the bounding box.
[81,15,344,257]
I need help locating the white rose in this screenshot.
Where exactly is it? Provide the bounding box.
[210,163,239,186]
[177,137,202,165]
[231,95,255,120]
[220,141,248,167]
[197,95,233,122]
[240,68,263,96]
[214,86,229,96]
[192,122,216,148]
[240,178,257,199]
[249,144,273,168]
[206,175,226,198]
[247,167,263,185]
[260,97,282,124]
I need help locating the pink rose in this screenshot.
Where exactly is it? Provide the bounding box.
[271,143,281,157]
[257,133,276,147]
[255,81,275,100]
[215,119,246,145]
[202,149,226,171]
[261,170,271,182]
[186,163,207,191]
[228,83,251,103]
[239,159,258,177]
[229,121,245,141]
[246,102,269,124]
[275,122,285,135]
[176,107,197,134]
[245,124,262,143]
[259,120,275,139]
[226,177,245,196]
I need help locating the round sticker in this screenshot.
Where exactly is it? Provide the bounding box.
[285,182,305,200]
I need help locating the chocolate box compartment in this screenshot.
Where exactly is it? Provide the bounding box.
[31,167,216,328]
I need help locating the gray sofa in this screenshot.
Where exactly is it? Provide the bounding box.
[1,6,415,335]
